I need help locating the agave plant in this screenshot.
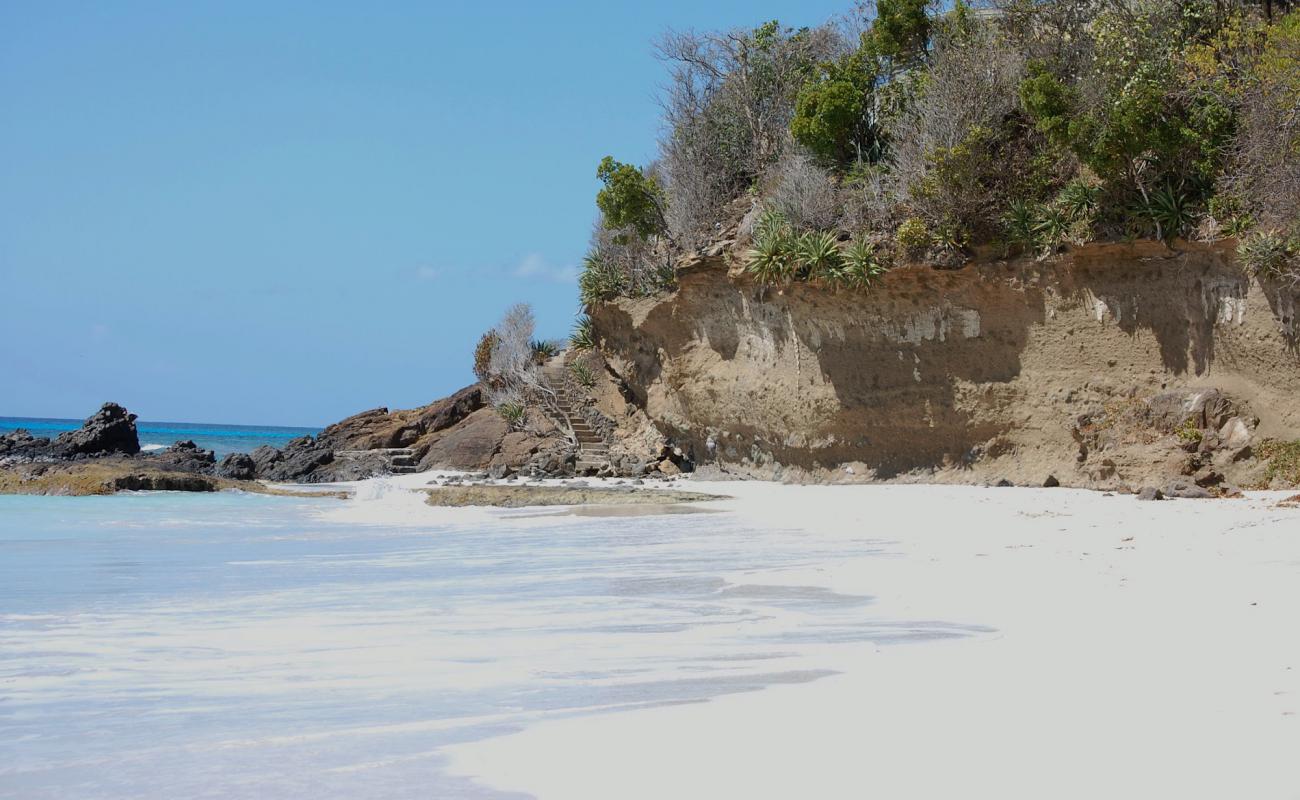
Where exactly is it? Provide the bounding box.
[1140,183,1195,242]
[569,360,597,389]
[753,208,791,243]
[794,230,844,281]
[835,239,885,291]
[529,339,559,364]
[1001,201,1038,251]
[746,212,798,286]
[495,401,527,430]
[1238,229,1296,283]
[570,315,596,351]
[1032,205,1070,250]
[1056,180,1099,221]
[578,251,628,306]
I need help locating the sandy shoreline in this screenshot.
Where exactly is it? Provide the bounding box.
[359,477,1300,799]
[8,472,1295,798]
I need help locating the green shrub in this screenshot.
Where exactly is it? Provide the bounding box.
[896,217,931,258]
[570,316,596,352]
[1175,417,1203,445]
[1258,439,1300,486]
[791,54,880,166]
[863,0,930,70]
[595,156,666,239]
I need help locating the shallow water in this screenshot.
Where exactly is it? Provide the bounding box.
[0,490,979,798]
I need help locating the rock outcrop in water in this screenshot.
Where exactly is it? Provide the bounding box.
[1,403,142,463]
[54,402,141,457]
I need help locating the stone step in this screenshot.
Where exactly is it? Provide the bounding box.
[390,466,418,474]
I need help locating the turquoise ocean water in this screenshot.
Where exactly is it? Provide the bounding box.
[0,416,320,457]
[0,486,980,798]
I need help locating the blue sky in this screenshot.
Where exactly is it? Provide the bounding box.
[1,0,846,426]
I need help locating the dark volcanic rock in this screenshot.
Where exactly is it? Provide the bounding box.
[112,472,218,492]
[54,403,140,457]
[260,436,334,481]
[153,440,216,474]
[216,452,257,481]
[311,452,391,482]
[250,445,282,476]
[0,429,53,461]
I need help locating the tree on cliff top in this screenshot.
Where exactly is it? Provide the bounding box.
[595,157,666,240]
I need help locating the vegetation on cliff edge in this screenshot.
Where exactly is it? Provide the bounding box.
[578,0,1299,301]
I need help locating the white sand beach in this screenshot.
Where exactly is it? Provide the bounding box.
[4,476,1299,799]
[438,479,1300,799]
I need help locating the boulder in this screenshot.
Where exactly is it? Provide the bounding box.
[417,385,485,436]
[260,436,334,482]
[1043,474,1060,488]
[658,459,683,476]
[419,409,510,471]
[309,450,392,482]
[1137,486,1165,501]
[1146,389,1236,433]
[216,452,257,481]
[1162,480,1213,499]
[316,407,395,450]
[54,403,140,457]
[250,445,282,476]
[1218,417,1252,451]
[317,385,486,453]
[490,431,542,473]
[0,429,52,461]
[153,440,216,474]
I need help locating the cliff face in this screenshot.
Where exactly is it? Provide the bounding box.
[594,240,1300,488]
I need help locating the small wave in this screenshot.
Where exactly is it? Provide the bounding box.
[140,443,167,452]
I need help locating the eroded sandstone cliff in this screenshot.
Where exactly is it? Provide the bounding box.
[592,240,1300,489]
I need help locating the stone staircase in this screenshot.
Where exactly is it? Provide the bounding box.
[334,447,419,475]
[542,363,610,473]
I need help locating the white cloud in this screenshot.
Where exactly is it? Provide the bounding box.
[512,253,577,283]
[415,265,441,281]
